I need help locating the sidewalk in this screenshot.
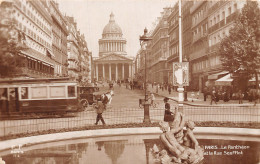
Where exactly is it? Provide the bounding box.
[147,85,256,106]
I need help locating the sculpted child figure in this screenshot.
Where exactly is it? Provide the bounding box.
[159,108,204,164]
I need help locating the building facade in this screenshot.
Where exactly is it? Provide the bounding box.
[94,13,133,82]
[66,16,80,79]
[11,0,55,78]
[78,34,91,82]
[205,1,246,89]
[189,1,209,91]
[48,0,68,77]
[147,8,171,84]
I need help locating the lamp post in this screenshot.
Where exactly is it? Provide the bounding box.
[140,27,152,123]
[177,0,184,112]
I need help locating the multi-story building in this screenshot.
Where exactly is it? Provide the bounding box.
[66,16,80,79]
[11,0,55,78]
[147,8,171,84]
[167,1,193,87]
[189,1,209,91]
[205,1,246,89]
[48,0,68,77]
[78,33,91,82]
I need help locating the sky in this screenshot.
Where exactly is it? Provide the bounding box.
[57,0,177,57]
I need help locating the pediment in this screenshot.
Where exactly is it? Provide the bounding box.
[95,54,132,62]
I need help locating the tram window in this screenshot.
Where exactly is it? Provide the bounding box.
[50,86,66,98]
[0,88,7,100]
[21,87,28,99]
[68,86,76,97]
[31,87,47,99]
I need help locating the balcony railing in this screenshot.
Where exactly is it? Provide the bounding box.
[208,43,220,53]
[208,2,221,15]
[191,13,208,28]
[192,32,208,43]
[68,54,79,61]
[208,19,226,34]
[190,1,204,14]
[226,11,239,24]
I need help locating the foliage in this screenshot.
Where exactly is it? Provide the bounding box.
[219,1,260,89]
[0,1,26,78]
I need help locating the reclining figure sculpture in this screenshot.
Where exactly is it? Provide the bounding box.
[155,109,204,164]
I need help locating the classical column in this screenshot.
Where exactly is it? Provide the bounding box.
[96,64,98,80]
[109,63,111,81]
[129,63,131,80]
[113,42,114,51]
[102,64,105,79]
[116,42,118,51]
[116,63,118,80]
[122,63,124,79]
[113,42,115,51]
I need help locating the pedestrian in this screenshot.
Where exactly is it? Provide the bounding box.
[196,91,200,99]
[162,84,164,91]
[203,86,208,101]
[191,92,195,102]
[223,88,229,102]
[94,100,106,125]
[163,97,174,123]
[149,92,155,106]
[156,84,159,94]
[210,88,217,105]
[168,84,171,95]
[238,90,244,104]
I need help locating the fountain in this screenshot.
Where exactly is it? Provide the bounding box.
[152,109,204,164]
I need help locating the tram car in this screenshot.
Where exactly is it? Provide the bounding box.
[0,78,91,119]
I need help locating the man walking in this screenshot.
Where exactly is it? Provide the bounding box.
[94,100,106,125]
[210,88,217,105]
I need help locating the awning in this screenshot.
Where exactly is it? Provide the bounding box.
[215,74,233,86]
[208,71,229,80]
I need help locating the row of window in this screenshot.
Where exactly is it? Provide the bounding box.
[209,3,237,28]
[192,23,208,37]
[192,55,221,73]
[192,5,207,26]
[18,22,52,51]
[27,58,54,74]
[16,0,51,36]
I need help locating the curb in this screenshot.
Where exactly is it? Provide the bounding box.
[154,93,256,107]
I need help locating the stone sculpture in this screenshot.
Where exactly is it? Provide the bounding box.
[154,109,204,164]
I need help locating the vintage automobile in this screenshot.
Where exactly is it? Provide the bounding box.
[0,78,97,118]
[78,84,99,109]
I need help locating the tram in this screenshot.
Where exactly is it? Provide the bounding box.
[0,78,89,118]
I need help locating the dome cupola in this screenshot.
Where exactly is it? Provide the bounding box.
[102,12,122,38]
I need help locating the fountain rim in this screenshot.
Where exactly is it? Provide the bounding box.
[0,127,259,153]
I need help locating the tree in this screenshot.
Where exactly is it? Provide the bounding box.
[219,1,260,90]
[0,1,26,78]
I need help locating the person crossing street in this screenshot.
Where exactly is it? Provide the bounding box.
[94,100,106,125]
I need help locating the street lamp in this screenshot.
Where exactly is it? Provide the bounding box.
[139,27,152,123]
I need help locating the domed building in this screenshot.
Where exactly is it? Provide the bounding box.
[94,13,133,82]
